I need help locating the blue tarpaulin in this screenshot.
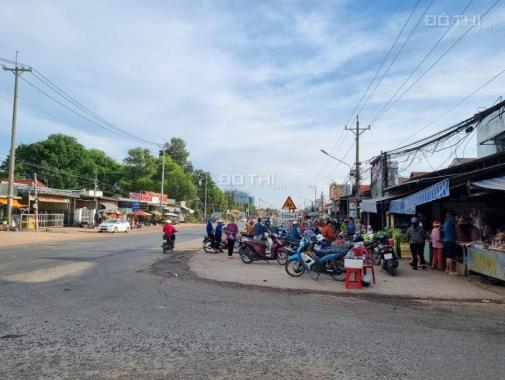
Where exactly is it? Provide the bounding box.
[389,179,450,214]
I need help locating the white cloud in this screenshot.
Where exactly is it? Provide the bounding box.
[0,0,504,207]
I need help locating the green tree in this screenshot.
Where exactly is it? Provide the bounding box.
[1,134,120,191]
[166,137,190,168]
[120,147,158,193]
[158,156,196,201]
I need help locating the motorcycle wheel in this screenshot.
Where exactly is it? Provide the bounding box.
[203,240,216,254]
[372,250,382,265]
[240,247,254,264]
[276,249,288,265]
[162,244,169,255]
[285,260,305,277]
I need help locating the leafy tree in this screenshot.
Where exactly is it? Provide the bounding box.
[120,147,158,193]
[166,137,190,168]
[159,156,197,202]
[1,134,119,191]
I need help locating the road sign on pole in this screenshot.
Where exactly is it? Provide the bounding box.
[282,196,297,211]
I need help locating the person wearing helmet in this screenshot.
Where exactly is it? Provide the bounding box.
[162,220,177,248]
[214,219,225,252]
[407,216,427,270]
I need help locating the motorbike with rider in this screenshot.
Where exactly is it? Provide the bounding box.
[162,220,177,254]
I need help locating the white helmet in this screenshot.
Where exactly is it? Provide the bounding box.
[316,234,324,242]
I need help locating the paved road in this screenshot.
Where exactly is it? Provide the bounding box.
[1,226,504,379]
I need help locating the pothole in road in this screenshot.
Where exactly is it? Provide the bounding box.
[150,251,197,279]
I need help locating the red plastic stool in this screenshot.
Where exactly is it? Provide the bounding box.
[345,268,362,289]
[362,262,376,284]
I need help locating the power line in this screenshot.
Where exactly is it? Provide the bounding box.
[370,0,502,124]
[394,66,505,146]
[369,0,475,126]
[344,0,422,127]
[20,76,160,146]
[357,0,434,116]
[30,69,160,146]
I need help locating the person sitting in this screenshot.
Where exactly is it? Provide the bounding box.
[162,220,177,247]
[245,219,254,236]
[290,221,301,239]
[253,218,264,240]
[215,219,224,252]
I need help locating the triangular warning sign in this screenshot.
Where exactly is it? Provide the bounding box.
[282,196,297,211]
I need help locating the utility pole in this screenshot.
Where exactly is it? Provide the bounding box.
[34,173,39,231]
[94,176,98,226]
[308,185,317,211]
[2,55,32,227]
[204,173,208,222]
[345,114,370,218]
[160,144,166,220]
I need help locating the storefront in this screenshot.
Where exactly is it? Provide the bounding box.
[380,153,505,280]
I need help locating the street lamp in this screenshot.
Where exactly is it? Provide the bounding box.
[320,149,353,171]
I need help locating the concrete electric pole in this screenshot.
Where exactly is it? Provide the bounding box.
[2,56,32,227]
[345,114,370,218]
[34,172,39,231]
[160,144,166,220]
[204,173,208,222]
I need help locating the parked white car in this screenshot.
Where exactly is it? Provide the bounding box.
[98,219,131,233]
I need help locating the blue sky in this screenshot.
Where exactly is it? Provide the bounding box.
[0,0,504,208]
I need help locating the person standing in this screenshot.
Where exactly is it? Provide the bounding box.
[319,217,335,242]
[253,218,264,240]
[347,218,356,236]
[206,217,215,248]
[407,217,427,270]
[340,218,348,237]
[431,220,443,270]
[443,213,457,274]
[215,219,224,252]
[291,221,301,239]
[225,218,239,259]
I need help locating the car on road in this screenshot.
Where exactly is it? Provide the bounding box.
[98,219,131,233]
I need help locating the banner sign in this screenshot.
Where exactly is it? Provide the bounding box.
[389,179,449,215]
[129,191,168,203]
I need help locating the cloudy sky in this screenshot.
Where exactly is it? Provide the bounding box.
[0,0,504,208]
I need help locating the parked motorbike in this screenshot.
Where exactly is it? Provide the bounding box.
[368,234,398,276]
[203,236,240,254]
[239,232,288,265]
[285,237,348,280]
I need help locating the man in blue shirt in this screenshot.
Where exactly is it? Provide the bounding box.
[443,212,457,274]
[290,221,301,239]
[253,218,264,240]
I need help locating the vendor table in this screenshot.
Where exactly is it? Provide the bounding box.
[467,246,505,281]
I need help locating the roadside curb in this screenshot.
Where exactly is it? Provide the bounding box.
[185,251,505,305]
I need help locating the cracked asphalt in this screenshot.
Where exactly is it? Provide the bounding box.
[1,226,504,379]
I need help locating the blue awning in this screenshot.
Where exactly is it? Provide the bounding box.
[389,179,450,215]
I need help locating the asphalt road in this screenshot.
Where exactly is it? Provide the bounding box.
[1,226,504,379]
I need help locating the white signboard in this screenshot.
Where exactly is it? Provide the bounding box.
[281,212,298,220]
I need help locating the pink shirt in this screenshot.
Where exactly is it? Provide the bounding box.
[431,227,443,248]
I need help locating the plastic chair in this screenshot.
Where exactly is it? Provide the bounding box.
[345,268,362,289]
